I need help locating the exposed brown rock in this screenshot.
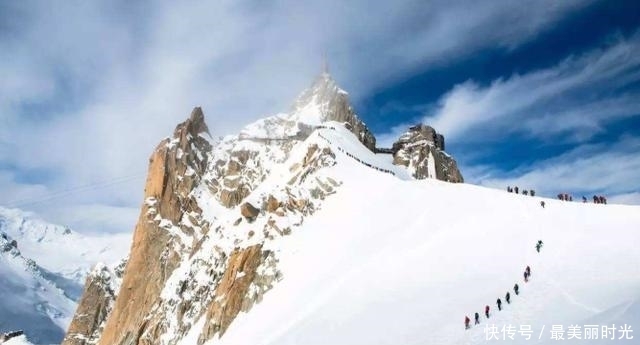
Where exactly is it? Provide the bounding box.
[198,245,263,343]
[62,262,124,345]
[96,107,211,345]
[220,187,250,208]
[240,202,260,219]
[265,195,280,213]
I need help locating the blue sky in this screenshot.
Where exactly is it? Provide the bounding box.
[0,0,639,233]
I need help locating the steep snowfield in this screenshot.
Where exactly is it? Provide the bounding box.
[194,124,640,345]
[0,207,130,343]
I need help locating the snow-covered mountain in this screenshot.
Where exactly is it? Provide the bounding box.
[0,207,130,344]
[63,72,639,345]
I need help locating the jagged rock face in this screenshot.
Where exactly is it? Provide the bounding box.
[96,107,212,345]
[66,99,340,344]
[62,260,126,345]
[392,124,463,182]
[0,232,19,254]
[292,73,376,151]
[198,245,267,343]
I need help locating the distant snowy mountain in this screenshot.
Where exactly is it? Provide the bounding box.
[0,207,130,344]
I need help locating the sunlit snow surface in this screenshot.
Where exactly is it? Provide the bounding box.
[187,124,640,345]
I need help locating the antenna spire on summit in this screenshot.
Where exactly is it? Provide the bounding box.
[322,53,329,74]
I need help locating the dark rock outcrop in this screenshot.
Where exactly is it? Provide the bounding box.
[62,261,126,345]
[0,331,24,343]
[391,124,463,182]
[240,202,260,219]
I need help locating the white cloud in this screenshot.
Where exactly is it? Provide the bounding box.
[423,32,640,141]
[608,192,640,206]
[0,0,595,232]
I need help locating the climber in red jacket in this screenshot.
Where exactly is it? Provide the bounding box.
[465,316,471,329]
[485,305,490,318]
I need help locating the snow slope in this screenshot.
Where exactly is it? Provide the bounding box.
[0,207,130,344]
[192,123,640,345]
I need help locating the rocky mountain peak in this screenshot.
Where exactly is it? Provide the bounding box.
[289,72,377,151]
[91,106,214,345]
[181,106,210,138]
[291,72,339,112]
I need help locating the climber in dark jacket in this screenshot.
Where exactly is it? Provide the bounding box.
[475,312,480,325]
[536,240,544,253]
[506,292,511,304]
[514,283,520,295]
[485,305,490,318]
[526,266,531,276]
[497,298,502,311]
[465,316,470,329]
[524,270,529,282]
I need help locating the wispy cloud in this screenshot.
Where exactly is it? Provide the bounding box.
[425,32,640,142]
[0,0,595,231]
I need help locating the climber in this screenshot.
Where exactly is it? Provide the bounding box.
[506,292,511,304]
[497,298,502,311]
[485,305,490,318]
[540,201,545,208]
[524,270,529,283]
[475,312,480,325]
[465,315,471,329]
[536,240,544,253]
[526,266,531,276]
[514,283,520,295]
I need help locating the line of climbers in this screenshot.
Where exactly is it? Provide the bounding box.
[316,132,396,176]
[465,240,543,330]
[508,186,609,206]
[557,193,607,204]
[465,265,533,330]
[507,186,536,196]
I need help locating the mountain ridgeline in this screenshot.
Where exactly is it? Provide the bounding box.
[62,73,463,345]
